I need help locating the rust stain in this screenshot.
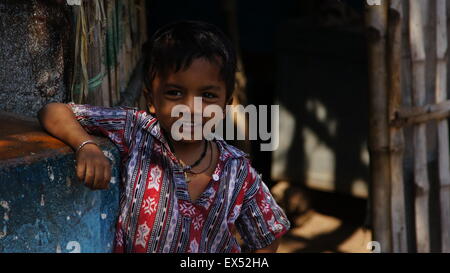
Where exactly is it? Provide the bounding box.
[0,114,71,162]
[0,113,109,166]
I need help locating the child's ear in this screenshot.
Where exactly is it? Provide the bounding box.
[148,104,156,115]
[143,86,156,115]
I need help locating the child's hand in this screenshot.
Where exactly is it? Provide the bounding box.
[75,144,112,190]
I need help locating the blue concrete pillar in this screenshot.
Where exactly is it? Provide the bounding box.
[0,113,120,253]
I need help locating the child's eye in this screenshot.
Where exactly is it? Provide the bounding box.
[165,90,182,97]
[202,92,218,99]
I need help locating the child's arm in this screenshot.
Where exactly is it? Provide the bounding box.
[235,161,291,253]
[253,238,280,253]
[38,102,111,190]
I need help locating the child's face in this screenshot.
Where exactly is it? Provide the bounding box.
[149,58,228,143]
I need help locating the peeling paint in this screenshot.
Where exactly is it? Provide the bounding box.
[66,241,81,253]
[0,201,10,211]
[110,177,118,185]
[102,151,114,161]
[47,165,54,182]
[40,194,45,206]
[56,243,61,253]
[0,200,10,239]
[0,226,7,239]
[66,176,71,187]
[101,213,107,220]
[66,216,70,221]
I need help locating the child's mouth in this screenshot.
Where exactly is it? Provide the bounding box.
[180,121,203,130]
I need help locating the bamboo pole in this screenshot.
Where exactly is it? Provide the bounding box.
[98,0,111,107]
[397,100,450,118]
[86,0,104,105]
[436,0,450,253]
[409,0,430,252]
[400,0,414,253]
[105,0,119,106]
[366,1,392,252]
[392,100,450,127]
[387,0,407,253]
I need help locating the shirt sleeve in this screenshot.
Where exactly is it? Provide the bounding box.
[67,103,139,156]
[235,161,291,251]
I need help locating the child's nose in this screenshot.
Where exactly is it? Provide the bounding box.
[184,95,203,116]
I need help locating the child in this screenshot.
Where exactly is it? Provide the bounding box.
[38,21,290,253]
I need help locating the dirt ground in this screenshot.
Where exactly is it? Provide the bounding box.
[272,181,372,253]
[278,210,372,253]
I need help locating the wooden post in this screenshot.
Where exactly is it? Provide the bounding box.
[435,0,450,253]
[366,1,392,252]
[387,0,408,253]
[409,0,430,253]
[86,0,105,105]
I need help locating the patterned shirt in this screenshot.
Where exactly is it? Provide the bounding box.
[68,103,290,253]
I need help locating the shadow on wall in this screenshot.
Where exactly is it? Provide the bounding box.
[272,20,370,229]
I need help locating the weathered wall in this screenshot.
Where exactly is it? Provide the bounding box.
[0,0,148,252]
[0,0,71,117]
[0,112,120,253]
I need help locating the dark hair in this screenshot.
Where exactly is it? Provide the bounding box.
[143,20,237,100]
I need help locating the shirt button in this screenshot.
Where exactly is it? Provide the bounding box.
[212,174,219,181]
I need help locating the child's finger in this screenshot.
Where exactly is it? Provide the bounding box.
[93,164,104,190]
[76,160,86,182]
[84,163,95,189]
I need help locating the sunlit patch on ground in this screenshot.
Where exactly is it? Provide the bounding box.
[271,181,371,253]
[278,210,372,253]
